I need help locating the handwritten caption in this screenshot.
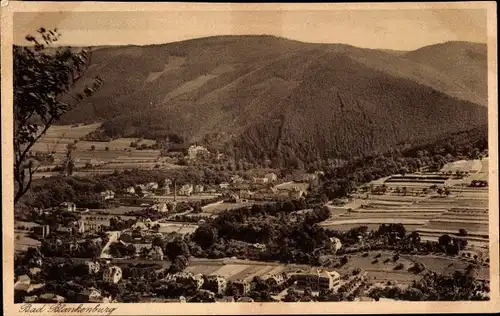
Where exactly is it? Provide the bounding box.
[19,303,118,316]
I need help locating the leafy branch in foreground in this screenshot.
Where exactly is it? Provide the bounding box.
[14,27,103,204]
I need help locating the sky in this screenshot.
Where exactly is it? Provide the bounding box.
[13,9,487,50]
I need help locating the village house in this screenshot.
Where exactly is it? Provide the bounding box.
[23,295,38,303]
[194,184,205,193]
[126,186,136,195]
[150,203,168,213]
[59,201,77,212]
[103,266,122,284]
[286,184,308,199]
[264,173,278,183]
[33,225,50,238]
[327,237,342,253]
[293,270,341,291]
[265,272,289,287]
[77,287,102,303]
[231,175,244,185]
[14,275,31,292]
[84,261,101,274]
[29,267,41,276]
[148,246,164,260]
[146,182,159,191]
[252,177,269,184]
[165,272,205,290]
[188,145,209,159]
[206,275,227,294]
[231,279,251,296]
[219,182,230,189]
[252,243,267,252]
[178,184,194,196]
[131,221,150,231]
[100,190,115,201]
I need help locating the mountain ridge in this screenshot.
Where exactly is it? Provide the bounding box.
[45,35,487,165]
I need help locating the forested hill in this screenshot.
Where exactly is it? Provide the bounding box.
[51,35,487,166]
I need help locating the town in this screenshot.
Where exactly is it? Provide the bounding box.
[14,137,491,304]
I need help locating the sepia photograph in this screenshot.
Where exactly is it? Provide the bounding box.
[1,1,498,315]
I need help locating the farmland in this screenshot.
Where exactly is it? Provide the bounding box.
[320,158,490,250]
[30,123,185,178]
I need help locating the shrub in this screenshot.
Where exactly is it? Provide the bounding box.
[371,259,379,264]
[362,252,369,257]
[394,263,404,270]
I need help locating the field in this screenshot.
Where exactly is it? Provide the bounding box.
[185,250,489,286]
[333,250,489,284]
[30,124,186,177]
[320,159,490,249]
[157,222,199,235]
[185,259,310,282]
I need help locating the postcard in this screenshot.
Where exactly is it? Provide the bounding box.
[1,1,499,315]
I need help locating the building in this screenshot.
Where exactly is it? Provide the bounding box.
[85,261,101,274]
[100,190,115,201]
[14,275,31,292]
[77,287,102,303]
[24,296,38,303]
[265,273,289,287]
[252,177,269,184]
[231,175,244,185]
[219,182,230,189]
[126,186,136,195]
[238,189,253,199]
[132,221,149,231]
[78,218,104,233]
[103,266,122,284]
[59,202,76,212]
[265,173,278,183]
[252,243,267,251]
[194,184,204,193]
[151,203,168,213]
[293,270,341,291]
[165,272,204,290]
[188,145,209,159]
[288,185,306,199]
[29,267,41,276]
[206,275,227,294]
[178,184,194,196]
[146,182,159,191]
[34,225,50,238]
[231,279,251,296]
[327,237,342,253]
[148,246,164,260]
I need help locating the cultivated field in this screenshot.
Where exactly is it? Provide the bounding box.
[30,124,187,177]
[321,159,489,248]
[333,250,489,284]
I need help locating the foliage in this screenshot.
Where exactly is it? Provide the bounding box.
[14,28,102,204]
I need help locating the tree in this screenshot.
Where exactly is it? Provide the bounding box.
[90,145,96,151]
[193,225,218,249]
[438,234,452,247]
[14,28,102,204]
[458,229,468,237]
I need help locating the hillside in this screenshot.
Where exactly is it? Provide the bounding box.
[51,35,487,165]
